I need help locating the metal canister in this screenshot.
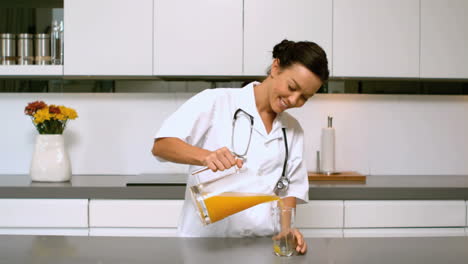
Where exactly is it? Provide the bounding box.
[17,33,34,65]
[0,33,16,65]
[34,33,51,65]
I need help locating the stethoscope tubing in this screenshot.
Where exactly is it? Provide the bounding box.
[192,108,290,193]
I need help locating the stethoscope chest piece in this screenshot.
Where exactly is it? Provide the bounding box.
[274,176,290,194]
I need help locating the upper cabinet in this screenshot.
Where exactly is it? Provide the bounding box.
[243,0,332,76]
[421,0,468,79]
[333,0,419,78]
[64,0,153,76]
[154,0,243,76]
[4,0,467,79]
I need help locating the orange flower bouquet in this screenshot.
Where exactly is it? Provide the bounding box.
[25,101,78,134]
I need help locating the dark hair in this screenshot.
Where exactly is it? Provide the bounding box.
[269,39,329,83]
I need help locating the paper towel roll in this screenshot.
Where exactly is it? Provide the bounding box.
[321,127,335,174]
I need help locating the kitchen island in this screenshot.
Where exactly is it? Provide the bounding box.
[1,174,468,238]
[1,235,468,263]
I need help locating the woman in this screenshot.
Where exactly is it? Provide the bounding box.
[152,39,329,254]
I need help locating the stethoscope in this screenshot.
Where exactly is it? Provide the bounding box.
[192,108,290,193]
[274,127,290,194]
[229,109,290,193]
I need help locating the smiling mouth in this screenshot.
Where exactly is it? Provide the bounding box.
[280,98,288,109]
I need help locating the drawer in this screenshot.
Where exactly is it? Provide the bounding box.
[0,228,88,236]
[0,199,88,228]
[344,200,465,228]
[296,201,344,228]
[89,199,183,228]
[343,228,465,238]
[89,227,177,237]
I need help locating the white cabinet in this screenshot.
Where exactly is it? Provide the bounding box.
[420,0,468,78]
[296,201,343,228]
[296,201,343,238]
[88,199,343,238]
[0,199,88,227]
[64,0,153,76]
[154,0,243,76]
[89,199,183,237]
[344,228,466,238]
[1,198,467,237]
[5,1,466,78]
[344,200,466,228]
[333,0,419,77]
[243,0,332,76]
[0,199,88,236]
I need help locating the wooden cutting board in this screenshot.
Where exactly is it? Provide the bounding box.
[308,171,366,181]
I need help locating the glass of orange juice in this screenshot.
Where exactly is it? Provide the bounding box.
[272,206,296,257]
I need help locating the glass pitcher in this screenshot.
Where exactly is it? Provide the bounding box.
[190,167,279,225]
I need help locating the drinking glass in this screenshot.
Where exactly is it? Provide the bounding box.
[272,206,296,257]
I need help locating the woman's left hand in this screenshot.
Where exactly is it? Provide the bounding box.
[292,228,307,254]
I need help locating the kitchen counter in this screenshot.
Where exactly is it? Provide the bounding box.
[1,174,468,200]
[1,235,468,264]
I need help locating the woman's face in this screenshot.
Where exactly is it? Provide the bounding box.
[269,60,323,114]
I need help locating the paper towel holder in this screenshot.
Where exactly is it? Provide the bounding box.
[316,150,340,175]
[320,115,337,175]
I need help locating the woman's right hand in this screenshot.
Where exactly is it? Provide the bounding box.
[202,147,243,172]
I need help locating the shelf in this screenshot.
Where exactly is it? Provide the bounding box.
[0,65,63,77]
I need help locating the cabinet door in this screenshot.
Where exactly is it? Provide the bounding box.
[296,201,343,228]
[64,0,153,75]
[421,0,468,78]
[0,228,88,236]
[344,200,466,228]
[344,228,465,238]
[0,199,88,228]
[89,199,183,228]
[333,0,419,77]
[244,0,332,76]
[89,227,177,237]
[154,0,242,75]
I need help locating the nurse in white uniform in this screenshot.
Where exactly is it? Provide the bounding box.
[152,39,329,254]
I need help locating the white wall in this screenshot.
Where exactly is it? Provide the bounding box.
[1,90,468,175]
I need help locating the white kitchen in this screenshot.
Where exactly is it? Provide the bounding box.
[1,0,468,263]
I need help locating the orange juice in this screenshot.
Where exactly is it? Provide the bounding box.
[201,192,279,224]
[273,230,296,256]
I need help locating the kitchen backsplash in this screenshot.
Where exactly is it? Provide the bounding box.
[1,86,468,175]
[3,79,468,95]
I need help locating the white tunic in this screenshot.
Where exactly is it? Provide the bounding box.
[155,82,309,237]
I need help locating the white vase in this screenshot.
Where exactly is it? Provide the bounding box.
[30,134,71,182]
